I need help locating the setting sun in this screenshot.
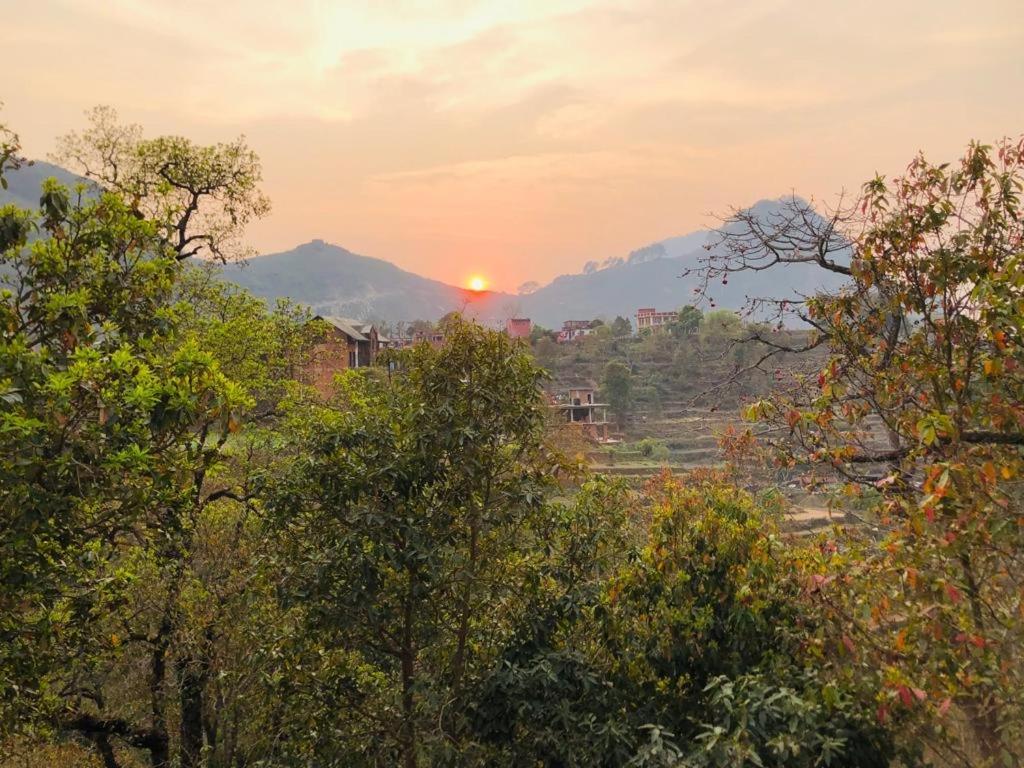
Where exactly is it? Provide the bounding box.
[468,275,487,292]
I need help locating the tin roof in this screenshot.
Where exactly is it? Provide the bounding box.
[315,315,369,342]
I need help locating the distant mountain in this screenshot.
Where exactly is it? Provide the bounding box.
[221,239,517,325]
[0,160,86,209]
[1,162,849,328]
[514,199,848,327]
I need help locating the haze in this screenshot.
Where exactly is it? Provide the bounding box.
[4,0,1023,291]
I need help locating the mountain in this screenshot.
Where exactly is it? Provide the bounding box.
[0,160,86,209]
[0,160,849,328]
[221,239,517,325]
[225,199,847,328]
[513,199,849,327]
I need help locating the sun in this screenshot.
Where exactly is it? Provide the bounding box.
[468,275,487,292]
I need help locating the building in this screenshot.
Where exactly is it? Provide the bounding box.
[557,320,594,343]
[505,317,532,339]
[306,316,381,395]
[551,386,612,441]
[635,307,678,333]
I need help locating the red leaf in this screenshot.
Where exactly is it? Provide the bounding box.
[938,698,952,716]
[946,584,962,603]
[898,686,913,707]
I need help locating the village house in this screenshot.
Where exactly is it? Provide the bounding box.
[635,307,678,333]
[505,317,532,339]
[551,386,612,441]
[306,316,382,396]
[557,320,594,343]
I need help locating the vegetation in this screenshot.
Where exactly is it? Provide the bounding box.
[2,112,1022,767]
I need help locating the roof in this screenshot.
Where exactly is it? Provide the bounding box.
[315,315,368,342]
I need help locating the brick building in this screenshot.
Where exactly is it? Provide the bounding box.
[307,316,381,396]
[505,317,532,339]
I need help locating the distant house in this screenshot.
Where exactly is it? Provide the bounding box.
[551,386,611,441]
[306,316,381,396]
[635,307,677,333]
[413,329,445,347]
[505,318,532,339]
[557,320,594,343]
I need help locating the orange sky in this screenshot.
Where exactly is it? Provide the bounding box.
[4,0,1023,291]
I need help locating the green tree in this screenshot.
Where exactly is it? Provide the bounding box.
[0,179,248,758]
[54,106,270,262]
[266,318,563,766]
[672,305,702,336]
[611,316,633,337]
[602,360,632,428]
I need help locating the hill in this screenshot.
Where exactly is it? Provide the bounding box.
[228,199,848,327]
[0,161,849,327]
[221,239,516,325]
[0,160,86,209]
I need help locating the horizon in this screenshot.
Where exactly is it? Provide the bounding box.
[6,0,1024,291]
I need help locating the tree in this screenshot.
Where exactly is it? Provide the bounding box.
[602,360,632,429]
[53,106,270,262]
[0,178,248,760]
[266,318,563,766]
[0,114,24,186]
[731,137,1024,764]
[672,305,702,336]
[610,316,633,337]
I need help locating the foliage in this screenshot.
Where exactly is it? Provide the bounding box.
[53,106,270,262]
[264,318,564,767]
[0,180,247,749]
[672,305,703,337]
[612,316,634,337]
[602,360,633,428]
[737,137,1024,765]
[637,437,669,461]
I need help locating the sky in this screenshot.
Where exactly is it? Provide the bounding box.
[3,0,1023,291]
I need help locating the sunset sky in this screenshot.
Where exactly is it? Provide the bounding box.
[4,0,1023,290]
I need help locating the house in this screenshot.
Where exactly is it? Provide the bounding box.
[635,307,678,333]
[557,320,594,343]
[551,386,612,441]
[505,318,532,339]
[306,316,381,395]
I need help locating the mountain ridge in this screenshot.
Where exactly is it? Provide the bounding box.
[0,161,847,327]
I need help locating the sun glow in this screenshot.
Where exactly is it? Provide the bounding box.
[468,275,487,292]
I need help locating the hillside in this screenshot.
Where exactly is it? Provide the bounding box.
[221,239,517,324]
[0,160,86,209]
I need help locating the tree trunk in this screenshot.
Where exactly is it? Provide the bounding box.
[149,638,172,768]
[400,578,417,768]
[92,734,119,768]
[958,553,1004,762]
[178,652,208,768]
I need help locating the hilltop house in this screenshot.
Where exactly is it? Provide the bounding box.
[505,317,532,339]
[306,316,381,395]
[635,307,678,333]
[557,320,594,343]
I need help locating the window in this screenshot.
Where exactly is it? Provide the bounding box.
[348,350,356,367]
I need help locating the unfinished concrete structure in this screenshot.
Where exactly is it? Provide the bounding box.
[552,386,612,441]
